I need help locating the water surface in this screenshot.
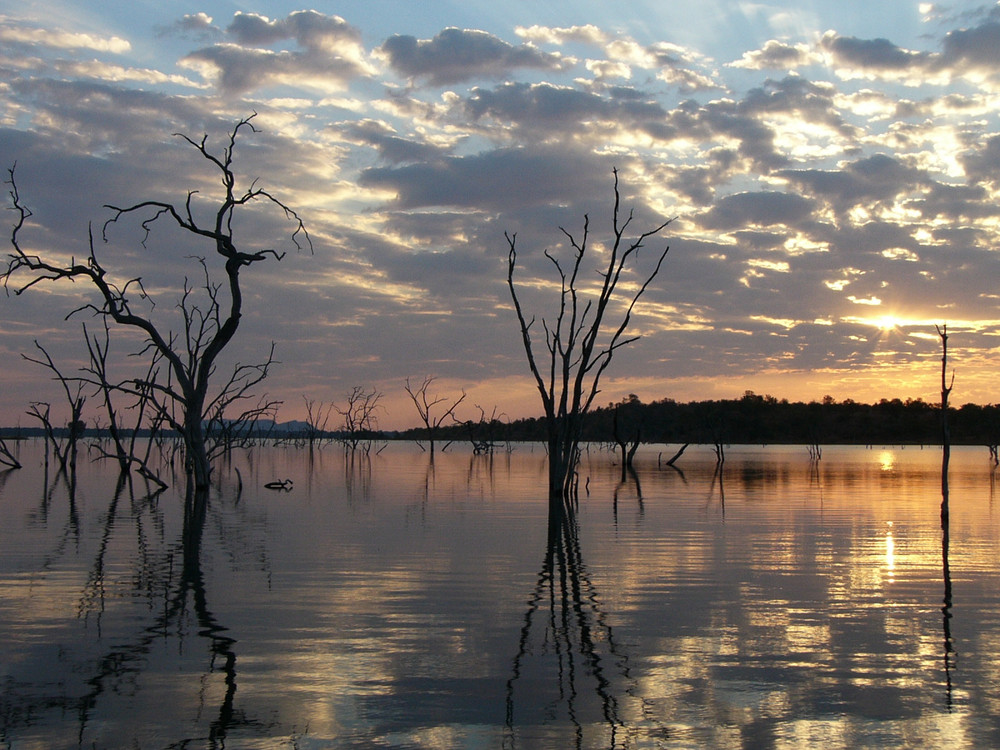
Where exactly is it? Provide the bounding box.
[1,441,998,748]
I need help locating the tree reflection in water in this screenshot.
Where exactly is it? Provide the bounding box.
[0,474,264,748]
[941,457,955,710]
[504,498,640,749]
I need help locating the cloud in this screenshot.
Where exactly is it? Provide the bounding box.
[0,20,130,53]
[940,19,1000,71]
[157,12,220,40]
[357,144,610,212]
[333,119,452,163]
[514,24,608,46]
[379,27,568,85]
[729,40,818,70]
[180,11,373,95]
[698,191,816,231]
[605,38,719,91]
[777,153,930,215]
[820,31,931,73]
[464,81,619,131]
[960,133,1000,184]
[822,15,1000,85]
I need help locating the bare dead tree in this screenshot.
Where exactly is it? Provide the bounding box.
[613,398,642,482]
[22,341,87,474]
[404,375,466,457]
[201,344,282,459]
[465,404,509,455]
[658,443,688,469]
[937,323,954,525]
[506,169,672,501]
[335,385,383,452]
[0,437,20,469]
[302,396,334,447]
[3,115,310,494]
[79,320,169,488]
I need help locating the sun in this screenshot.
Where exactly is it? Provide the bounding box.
[872,315,903,332]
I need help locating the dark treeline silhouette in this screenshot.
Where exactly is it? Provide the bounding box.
[400,390,1000,448]
[9,389,998,449]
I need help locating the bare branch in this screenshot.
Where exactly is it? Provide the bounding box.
[506,169,674,499]
[5,117,310,491]
[404,376,466,456]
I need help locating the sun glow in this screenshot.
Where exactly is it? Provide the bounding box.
[872,315,903,331]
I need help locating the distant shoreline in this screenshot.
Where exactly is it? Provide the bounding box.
[2,392,996,448]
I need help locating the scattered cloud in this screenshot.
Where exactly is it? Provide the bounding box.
[2,3,1000,427]
[0,20,130,53]
[729,40,819,70]
[180,11,374,95]
[157,12,220,40]
[378,27,568,85]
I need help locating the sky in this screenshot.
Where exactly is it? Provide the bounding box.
[2,1,1000,430]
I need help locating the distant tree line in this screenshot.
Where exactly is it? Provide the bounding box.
[397,391,1000,448]
[7,390,998,450]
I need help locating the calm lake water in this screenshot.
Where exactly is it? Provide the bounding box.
[1,440,998,749]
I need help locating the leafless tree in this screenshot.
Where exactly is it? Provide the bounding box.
[335,385,383,452]
[301,395,334,446]
[404,375,466,457]
[0,437,20,469]
[80,320,169,488]
[23,341,87,474]
[3,115,310,495]
[937,323,954,523]
[465,404,509,455]
[506,169,672,501]
[613,396,642,482]
[657,443,688,469]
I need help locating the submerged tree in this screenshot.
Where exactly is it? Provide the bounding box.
[4,115,310,494]
[335,385,383,452]
[506,170,672,501]
[404,375,466,457]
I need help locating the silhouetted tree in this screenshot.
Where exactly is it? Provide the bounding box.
[404,375,466,457]
[4,115,310,494]
[335,385,383,452]
[937,323,954,524]
[81,319,167,487]
[0,437,19,469]
[301,396,334,447]
[464,404,509,454]
[613,395,642,481]
[506,170,672,502]
[23,341,86,475]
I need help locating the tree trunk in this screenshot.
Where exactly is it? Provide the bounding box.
[184,408,211,492]
[548,437,569,500]
[547,418,580,502]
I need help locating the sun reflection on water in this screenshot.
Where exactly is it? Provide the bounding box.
[885,521,895,583]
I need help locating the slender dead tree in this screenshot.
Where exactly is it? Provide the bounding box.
[23,341,87,474]
[80,320,168,488]
[302,396,334,447]
[335,385,383,452]
[3,115,310,494]
[404,375,466,457]
[613,397,642,482]
[937,323,954,525]
[506,169,672,501]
